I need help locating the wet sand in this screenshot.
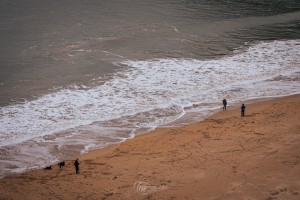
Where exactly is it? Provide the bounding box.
[0,94,299,200]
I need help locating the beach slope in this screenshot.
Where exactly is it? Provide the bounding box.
[0,95,299,199]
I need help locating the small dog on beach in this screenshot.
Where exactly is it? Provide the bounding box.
[44,166,52,170]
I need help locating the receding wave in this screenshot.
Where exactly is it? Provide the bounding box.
[0,39,299,177]
[1,39,300,146]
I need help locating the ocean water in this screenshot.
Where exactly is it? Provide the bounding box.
[0,0,300,177]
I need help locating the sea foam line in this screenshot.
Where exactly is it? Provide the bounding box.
[0,39,299,147]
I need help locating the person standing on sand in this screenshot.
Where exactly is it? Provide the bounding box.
[223,99,227,110]
[241,103,246,117]
[74,158,79,174]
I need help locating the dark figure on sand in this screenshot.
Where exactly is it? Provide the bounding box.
[241,103,246,117]
[74,159,79,174]
[58,161,65,170]
[44,166,52,170]
[223,99,227,110]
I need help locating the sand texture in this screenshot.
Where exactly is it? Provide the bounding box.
[0,94,299,200]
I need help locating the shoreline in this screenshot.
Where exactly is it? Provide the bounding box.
[0,94,299,199]
[2,93,293,179]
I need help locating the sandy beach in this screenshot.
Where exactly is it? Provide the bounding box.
[0,94,299,200]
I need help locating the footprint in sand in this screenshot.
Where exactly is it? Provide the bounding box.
[267,187,299,199]
[193,171,205,179]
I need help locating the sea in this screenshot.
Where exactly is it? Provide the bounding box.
[0,0,300,178]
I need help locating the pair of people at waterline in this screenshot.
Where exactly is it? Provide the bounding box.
[223,99,246,117]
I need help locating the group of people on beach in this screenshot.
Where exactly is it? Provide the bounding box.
[222,98,246,117]
[45,100,244,174]
[45,159,79,174]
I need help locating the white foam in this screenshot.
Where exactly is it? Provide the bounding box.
[0,40,299,147]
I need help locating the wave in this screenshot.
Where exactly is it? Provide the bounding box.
[1,39,299,148]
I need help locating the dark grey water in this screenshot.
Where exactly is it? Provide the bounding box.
[0,0,300,178]
[1,0,300,106]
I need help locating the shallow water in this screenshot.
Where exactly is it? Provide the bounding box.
[0,0,300,178]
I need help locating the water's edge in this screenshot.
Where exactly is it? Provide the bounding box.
[2,93,299,179]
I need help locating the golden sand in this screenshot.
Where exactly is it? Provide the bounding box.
[0,94,299,200]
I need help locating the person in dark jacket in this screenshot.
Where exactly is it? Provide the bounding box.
[223,99,227,110]
[241,103,246,117]
[74,158,79,174]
